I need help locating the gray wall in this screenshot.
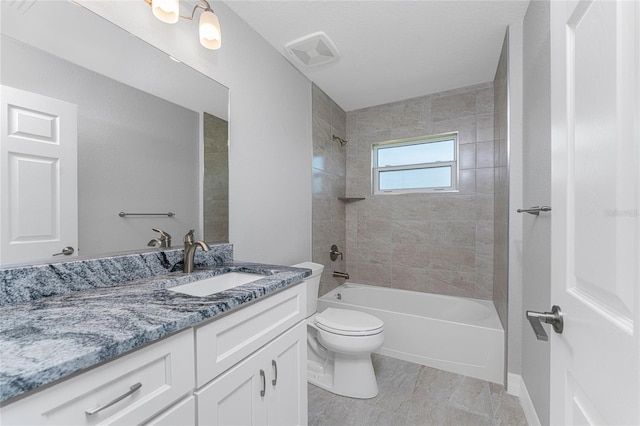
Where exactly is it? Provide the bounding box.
[311,84,348,295]
[1,36,199,256]
[493,32,509,330]
[507,20,525,382]
[344,84,496,299]
[522,1,552,423]
[493,31,509,382]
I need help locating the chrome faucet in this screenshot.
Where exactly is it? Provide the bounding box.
[183,240,210,273]
[148,228,171,248]
[183,229,195,249]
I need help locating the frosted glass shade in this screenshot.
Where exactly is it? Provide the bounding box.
[199,10,221,50]
[152,0,179,24]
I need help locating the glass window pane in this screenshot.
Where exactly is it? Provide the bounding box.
[379,166,452,191]
[377,140,455,167]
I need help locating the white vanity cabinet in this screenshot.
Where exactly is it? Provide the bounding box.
[195,283,307,426]
[0,330,195,426]
[196,321,307,426]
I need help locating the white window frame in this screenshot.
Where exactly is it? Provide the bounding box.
[372,132,459,194]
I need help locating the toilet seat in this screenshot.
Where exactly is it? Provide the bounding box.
[315,308,384,336]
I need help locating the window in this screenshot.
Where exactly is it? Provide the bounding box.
[372,133,458,194]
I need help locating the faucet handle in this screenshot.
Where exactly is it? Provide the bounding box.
[184,229,195,245]
[152,228,171,238]
[151,228,171,248]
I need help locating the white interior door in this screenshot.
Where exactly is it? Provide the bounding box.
[0,85,78,264]
[550,0,639,425]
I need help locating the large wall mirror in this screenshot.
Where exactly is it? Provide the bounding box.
[0,1,229,266]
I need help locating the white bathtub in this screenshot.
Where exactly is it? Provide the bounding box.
[317,283,504,384]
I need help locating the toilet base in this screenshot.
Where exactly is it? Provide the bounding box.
[307,352,379,399]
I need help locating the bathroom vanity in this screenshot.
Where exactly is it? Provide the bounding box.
[0,245,310,425]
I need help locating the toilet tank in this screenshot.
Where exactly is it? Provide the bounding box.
[292,262,324,316]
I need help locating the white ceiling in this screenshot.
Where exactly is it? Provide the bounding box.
[224,0,530,111]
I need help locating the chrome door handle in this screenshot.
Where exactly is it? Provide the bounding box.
[52,246,74,256]
[526,305,563,341]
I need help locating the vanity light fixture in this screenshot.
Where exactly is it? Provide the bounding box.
[145,0,222,50]
[151,0,179,24]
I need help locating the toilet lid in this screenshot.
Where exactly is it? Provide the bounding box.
[315,308,384,335]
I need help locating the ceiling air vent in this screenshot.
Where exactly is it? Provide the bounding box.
[284,31,340,67]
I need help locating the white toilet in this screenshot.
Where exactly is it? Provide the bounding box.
[293,262,384,399]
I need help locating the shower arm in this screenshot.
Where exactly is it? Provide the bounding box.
[332,135,348,147]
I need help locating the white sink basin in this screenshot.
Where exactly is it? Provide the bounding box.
[168,272,263,297]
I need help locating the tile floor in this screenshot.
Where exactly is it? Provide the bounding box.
[308,354,527,426]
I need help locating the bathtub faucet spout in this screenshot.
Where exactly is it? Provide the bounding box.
[333,271,349,279]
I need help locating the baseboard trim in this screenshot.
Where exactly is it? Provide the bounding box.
[507,373,541,426]
[506,372,521,396]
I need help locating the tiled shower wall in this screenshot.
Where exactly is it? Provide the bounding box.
[203,112,229,243]
[311,84,348,295]
[344,83,496,299]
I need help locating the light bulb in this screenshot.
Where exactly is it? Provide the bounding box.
[152,0,179,24]
[199,10,221,50]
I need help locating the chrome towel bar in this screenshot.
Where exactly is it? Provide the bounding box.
[119,211,175,217]
[517,206,551,216]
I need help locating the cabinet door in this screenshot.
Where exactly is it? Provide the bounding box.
[144,396,195,426]
[196,349,267,426]
[266,322,307,426]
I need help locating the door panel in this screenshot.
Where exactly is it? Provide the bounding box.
[550,0,639,424]
[1,85,77,264]
[196,349,266,426]
[8,104,59,143]
[267,322,306,426]
[571,0,635,326]
[8,154,59,241]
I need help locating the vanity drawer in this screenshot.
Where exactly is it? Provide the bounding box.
[144,395,195,426]
[195,283,306,387]
[1,330,194,426]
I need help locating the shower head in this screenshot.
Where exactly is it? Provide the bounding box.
[332,135,348,147]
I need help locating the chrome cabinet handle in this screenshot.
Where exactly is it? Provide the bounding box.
[85,382,142,416]
[272,360,278,386]
[260,369,266,397]
[52,246,74,256]
[526,306,563,341]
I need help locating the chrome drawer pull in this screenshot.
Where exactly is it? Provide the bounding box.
[85,382,142,416]
[260,370,266,397]
[272,360,278,386]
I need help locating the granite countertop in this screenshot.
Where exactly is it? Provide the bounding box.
[0,261,311,403]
